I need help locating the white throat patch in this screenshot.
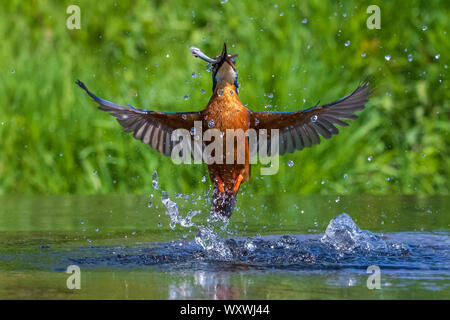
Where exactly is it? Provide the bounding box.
[215,63,236,84]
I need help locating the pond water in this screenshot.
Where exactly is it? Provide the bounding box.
[0,193,448,299]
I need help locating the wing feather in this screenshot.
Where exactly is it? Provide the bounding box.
[77,80,202,157]
[249,81,372,155]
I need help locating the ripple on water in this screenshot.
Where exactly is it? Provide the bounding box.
[59,213,449,275]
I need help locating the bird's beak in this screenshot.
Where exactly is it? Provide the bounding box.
[221,42,228,60]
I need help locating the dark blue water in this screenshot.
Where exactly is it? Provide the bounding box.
[12,214,447,276]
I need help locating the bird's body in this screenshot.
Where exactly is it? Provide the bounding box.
[77,43,371,219]
[204,82,251,217]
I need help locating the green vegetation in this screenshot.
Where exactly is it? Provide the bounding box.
[0,0,448,195]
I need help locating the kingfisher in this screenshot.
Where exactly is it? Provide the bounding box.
[77,43,371,219]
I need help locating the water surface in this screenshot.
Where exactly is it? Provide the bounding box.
[0,194,448,299]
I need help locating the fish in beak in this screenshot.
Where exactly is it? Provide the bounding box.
[190,42,238,71]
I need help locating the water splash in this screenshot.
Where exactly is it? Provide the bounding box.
[195,226,233,260]
[321,213,390,253]
[150,171,232,258]
[152,171,159,190]
[147,173,412,266]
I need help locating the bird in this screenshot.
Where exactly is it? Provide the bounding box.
[77,43,371,220]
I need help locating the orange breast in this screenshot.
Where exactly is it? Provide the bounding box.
[203,83,250,188]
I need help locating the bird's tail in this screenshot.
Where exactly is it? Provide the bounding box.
[211,189,237,220]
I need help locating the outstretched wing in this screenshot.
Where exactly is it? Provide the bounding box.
[77,80,202,157]
[249,81,372,155]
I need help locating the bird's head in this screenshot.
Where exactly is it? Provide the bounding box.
[190,43,239,93]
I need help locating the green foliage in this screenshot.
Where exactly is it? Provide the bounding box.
[0,0,448,195]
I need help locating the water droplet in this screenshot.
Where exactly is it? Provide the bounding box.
[220,0,228,4]
[311,115,318,122]
[165,54,170,58]
[201,89,206,94]
[201,176,207,183]
[95,228,99,232]
[435,54,440,60]
[182,114,187,120]
[302,18,308,24]
[384,55,391,61]
[422,26,427,31]
[408,54,413,62]
[245,240,257,252]
[208,119,215,128]
[343,173,348,179]
[190,127,196,135]
[148,194,154,207]
[344,40,351,47]
[161,191,180,231]
[93,170,98,175]
[368,155,373,161]
[192,72,197,78]
[288,160,294,167]
[152,171,159,190]
[11,69,15,74]
[361,53,366,58]
[267,93,274,99]
[184,94,190,101]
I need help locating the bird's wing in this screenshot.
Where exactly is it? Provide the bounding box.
[248,81,372,155]
[77,80,202,157]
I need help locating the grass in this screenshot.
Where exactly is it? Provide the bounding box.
[0,0,448,195]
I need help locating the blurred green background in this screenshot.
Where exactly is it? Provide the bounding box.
[0,0,448,195]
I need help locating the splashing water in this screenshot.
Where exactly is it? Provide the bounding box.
[321,213,392,253]
[150,178,413,264]
[123,173,443,276]
[195,226,233,260]
[161,190,201,230]
[61,211,447,274]
[152,171,159,190]
[150,171,232,258]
